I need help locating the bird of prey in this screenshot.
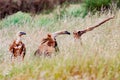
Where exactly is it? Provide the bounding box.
[34,30,70,56]
[73,16,114,40]
[9,31,26,60]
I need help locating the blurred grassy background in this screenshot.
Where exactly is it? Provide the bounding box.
[0,1,120,80]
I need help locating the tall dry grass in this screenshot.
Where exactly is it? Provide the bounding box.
[0,6,120,80]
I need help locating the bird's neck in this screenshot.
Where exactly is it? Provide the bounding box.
[52,31,63,38]
[15,36,21,44]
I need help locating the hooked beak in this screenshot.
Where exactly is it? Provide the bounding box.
[20,32,26,35]
[65,31,70,35]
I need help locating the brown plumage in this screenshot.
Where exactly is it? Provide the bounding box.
[73,16,114,39]
[9,31,26,60]
[34,30,70,56]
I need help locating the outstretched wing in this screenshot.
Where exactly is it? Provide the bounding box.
[83,16,114,33]
[73,16,114,39]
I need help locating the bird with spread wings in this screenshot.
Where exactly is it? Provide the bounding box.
[73,16,114,40]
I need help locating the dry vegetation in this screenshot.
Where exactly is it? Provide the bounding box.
[0,4,120,80]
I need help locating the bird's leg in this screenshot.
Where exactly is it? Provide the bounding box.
[79,38,83,46]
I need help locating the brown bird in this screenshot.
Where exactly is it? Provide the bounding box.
[73,16,114,40]
[9,31,26,60]
[34,30,70,56]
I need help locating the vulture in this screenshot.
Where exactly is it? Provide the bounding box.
[9,31,26,60]
[73,16,114,40]
[34,30,70,56]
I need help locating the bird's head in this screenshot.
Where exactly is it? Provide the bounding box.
[56,30,71,35]
[17,31,26,37]
[52,30,70,38]
[73,30,85,39]
[73,30,80,39]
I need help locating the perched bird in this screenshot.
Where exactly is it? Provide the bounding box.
[9,31,26,60]
[73,16,114,40]
[34,30,70,56]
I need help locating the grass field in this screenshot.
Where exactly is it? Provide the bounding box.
[0,4,120,80]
